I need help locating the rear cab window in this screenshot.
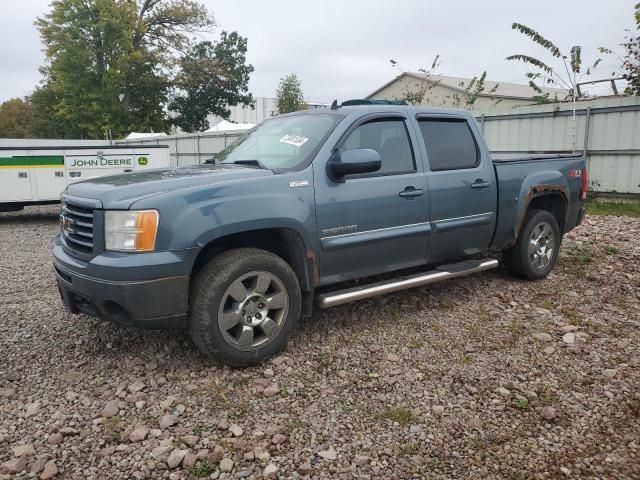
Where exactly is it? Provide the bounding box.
[417,119,479,171]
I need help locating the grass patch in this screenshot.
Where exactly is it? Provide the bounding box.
[585,201,640,217]
[377,406,418,426]
[436,298,456,310]
[285,417,304,431]
[624,398,640,418]
[187,461,216,478]
[408,338,424,349]
[511,398,530,411]
[397,442,418,456]
[538,386,559,407]
[603,245,619,255]
[103,417,122,443]
[560,306,583,326]
[166,372,180,382]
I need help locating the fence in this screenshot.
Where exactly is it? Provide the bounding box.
[118,97,640,198]
[118,131,244,166]
[476,96,640,197]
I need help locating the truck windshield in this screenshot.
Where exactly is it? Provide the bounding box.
[217,113,340,171]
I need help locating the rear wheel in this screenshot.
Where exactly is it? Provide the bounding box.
[189,248,301,367]
[503,209,561,280]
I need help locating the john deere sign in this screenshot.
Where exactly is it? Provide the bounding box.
[138,156,149,166]
[67,153,134,169]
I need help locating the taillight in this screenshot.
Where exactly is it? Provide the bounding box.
[580,166,588,201]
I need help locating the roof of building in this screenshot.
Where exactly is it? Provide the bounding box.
[367,72,568,101]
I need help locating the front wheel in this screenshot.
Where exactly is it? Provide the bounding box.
[503,209,561,280]
[189,248,301,367]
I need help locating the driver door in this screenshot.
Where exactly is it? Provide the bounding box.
[314,114,429,285]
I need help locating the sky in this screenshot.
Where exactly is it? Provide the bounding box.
[0,0,637,104]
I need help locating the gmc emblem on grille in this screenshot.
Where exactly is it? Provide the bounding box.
[60,214,73,236]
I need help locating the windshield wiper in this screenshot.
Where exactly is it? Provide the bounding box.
[225,159,268,170]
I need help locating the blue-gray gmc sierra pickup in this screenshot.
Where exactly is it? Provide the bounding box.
[53,103,587,366]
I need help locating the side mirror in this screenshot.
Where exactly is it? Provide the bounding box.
[327,148,381,182]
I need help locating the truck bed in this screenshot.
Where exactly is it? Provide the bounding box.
[490,152,586,251]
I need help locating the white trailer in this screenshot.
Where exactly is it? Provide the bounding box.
[0,145,170,211]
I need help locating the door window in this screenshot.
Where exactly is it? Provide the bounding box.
[340,119,415,176]
[418,119,479,171]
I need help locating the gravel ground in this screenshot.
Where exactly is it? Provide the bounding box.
[1,206,639,480]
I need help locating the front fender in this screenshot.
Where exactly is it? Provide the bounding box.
[131,173,317,253]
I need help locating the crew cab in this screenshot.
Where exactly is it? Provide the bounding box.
[53,104,587,366]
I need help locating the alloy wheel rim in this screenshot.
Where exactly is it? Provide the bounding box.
[217,271,288,351]
[528,221,555,270]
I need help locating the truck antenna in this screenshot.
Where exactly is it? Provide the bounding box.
[330,99,339,110]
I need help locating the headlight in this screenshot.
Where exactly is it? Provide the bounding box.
[105,210,159,252]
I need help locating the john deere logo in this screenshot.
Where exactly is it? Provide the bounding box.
[137,157,149,166]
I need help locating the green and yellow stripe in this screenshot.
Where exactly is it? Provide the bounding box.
[0,156,65,169]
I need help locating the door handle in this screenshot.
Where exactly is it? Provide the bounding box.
[399,187,424,198]
[471,179,491,189]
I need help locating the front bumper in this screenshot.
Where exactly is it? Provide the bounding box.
[53,235,191,329]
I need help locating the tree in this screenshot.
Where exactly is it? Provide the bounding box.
[622,3,640,95]
[390,56,442,105]
[170,32,255,132]
[506,23,610,105]
[35,0,214,138]
[389,56,498,109]
[275,74,306,114]
[447,72,500,109]
[0,98,34,138]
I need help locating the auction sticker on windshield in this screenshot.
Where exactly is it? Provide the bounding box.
[279,134,309,147]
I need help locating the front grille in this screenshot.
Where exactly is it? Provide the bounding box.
[61,201,95,255]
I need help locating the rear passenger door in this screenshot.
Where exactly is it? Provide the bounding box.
[415,116,497,263]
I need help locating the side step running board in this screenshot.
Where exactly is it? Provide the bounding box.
[316,258,499,308]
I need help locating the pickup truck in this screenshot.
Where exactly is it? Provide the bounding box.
[53,104,587,366]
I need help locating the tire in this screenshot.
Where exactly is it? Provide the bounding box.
[503,209,561,280]
[189,248,301,367]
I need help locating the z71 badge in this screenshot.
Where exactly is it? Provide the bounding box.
[321,225,358,236]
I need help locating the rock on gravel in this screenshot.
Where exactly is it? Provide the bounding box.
[40,461,58,479]
[0,457,27,475]
[102,399,120,418]
[318,448,338,461]
[540,406,558,421]
[159,414,178,429]
[219,458,234,472]
[12,444,36,457]
[128,425,149,442]
[167,449,186,469]
[532,332,553,342]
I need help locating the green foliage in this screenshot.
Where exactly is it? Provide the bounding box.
[187,461,216,478]
[276,74,306,114]
[376,406,417,426]
[34,0,215,138]
[507,23,612,100]
[622,3,640,95]
[511,23,561,57]
[0,98,34,138]
[170,32,254,132]
[585,200,640,217]
[511,398,530,411]
[391,55,442,106]
[390,56,498,109]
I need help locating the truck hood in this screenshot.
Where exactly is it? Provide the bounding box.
[66,164,273,208]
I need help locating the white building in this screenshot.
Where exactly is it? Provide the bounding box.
[206,97,328,129]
